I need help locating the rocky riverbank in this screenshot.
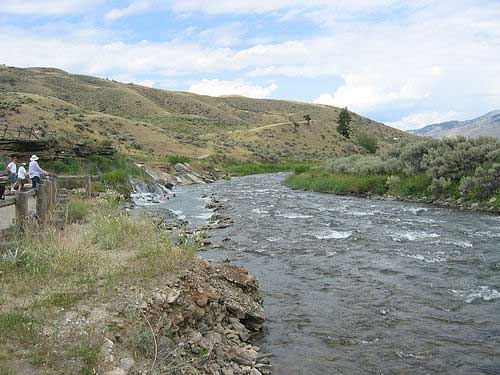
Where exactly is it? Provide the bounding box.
[123,170,271,374]
[97,259,269,375]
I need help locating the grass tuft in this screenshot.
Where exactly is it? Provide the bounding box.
[66,197,89,223]
[0,311,36,343]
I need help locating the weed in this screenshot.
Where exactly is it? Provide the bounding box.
[37,291,82,309]
[66,197,89,223]
[0,311,36,343]
[68,344,99,375]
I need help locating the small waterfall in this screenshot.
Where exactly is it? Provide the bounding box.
[130,164,175,206]
[130,178,174,206]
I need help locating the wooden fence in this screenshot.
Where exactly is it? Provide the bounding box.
[0,175,97,235]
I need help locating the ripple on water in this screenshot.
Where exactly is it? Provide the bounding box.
[451,286,500,303]
[266,237,282,242]
[401,252,447,263]
[401,207,429,215]
[391,231,440,242]
[435,239,473,249]
[278,213,313,219]
[251,208,269,215]
[312,229,352,239]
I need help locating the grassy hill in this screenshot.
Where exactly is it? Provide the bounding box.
[0,65,413,161]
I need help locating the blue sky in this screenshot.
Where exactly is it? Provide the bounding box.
[1,0,499,130]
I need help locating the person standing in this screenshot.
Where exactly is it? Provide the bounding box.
[6,156,17,193]
[28,155,48,189]
[16,162,28,192]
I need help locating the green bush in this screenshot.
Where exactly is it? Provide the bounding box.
[166,155,191,164]
[395,174,432,198]
[356,132,378,154]
[45,159,82,174]
[285,172,387,195]
[326,155,386,175]
[386,175,401,193]
[459,163,500,199]
[98,139,112,147]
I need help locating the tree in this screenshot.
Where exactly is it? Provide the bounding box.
[303,114,311,126]
[337,107,351,138]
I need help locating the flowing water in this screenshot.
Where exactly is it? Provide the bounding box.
[134,173,500,374]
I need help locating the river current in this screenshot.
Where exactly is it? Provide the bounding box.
[136,173,500,374]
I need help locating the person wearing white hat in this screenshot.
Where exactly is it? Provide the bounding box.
[28,155,48,189]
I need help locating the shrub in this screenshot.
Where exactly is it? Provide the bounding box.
[102,169,128,186]
[327,155,385,175]
[46,158,81,174]
[285,172,387,195]
[356,132,378,154]
[397,174,432,198]
[430,177,452,197]
[386,175,401,193]
[288,136,499,202]
[459,163,500,199]
[166,155,191,164]
[98,139,112,147]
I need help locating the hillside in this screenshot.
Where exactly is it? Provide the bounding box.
[0,65,413,161]
[410,111,500,139]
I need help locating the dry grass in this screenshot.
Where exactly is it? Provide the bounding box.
[0,195,197,374]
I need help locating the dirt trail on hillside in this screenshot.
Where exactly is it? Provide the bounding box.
[228,120,309,135]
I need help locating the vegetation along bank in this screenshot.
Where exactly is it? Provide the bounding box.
[285,136,500,212]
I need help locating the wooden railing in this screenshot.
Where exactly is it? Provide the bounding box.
[0,122,56,140]
[0,175,97,234]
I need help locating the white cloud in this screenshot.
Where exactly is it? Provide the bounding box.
[188,79,277,98]
[0,0,103,15]
[386,111,463,131]
[105,0,159,21]
[313,74,429,112]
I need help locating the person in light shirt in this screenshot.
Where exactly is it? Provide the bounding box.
[6,156,17,192]
[28,155,48,189]
[15,162,28,192]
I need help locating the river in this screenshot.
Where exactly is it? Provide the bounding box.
[136,173,500,374]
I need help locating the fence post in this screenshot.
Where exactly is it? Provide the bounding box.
[46,180,54,211]
[52,177,58,206]
[36,182,49,222]
[15,192,29,229]
[85,175,92,198]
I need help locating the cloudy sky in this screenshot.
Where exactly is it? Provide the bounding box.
[1,0,499,130]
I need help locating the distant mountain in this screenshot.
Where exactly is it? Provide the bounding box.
[410,111,500,138]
